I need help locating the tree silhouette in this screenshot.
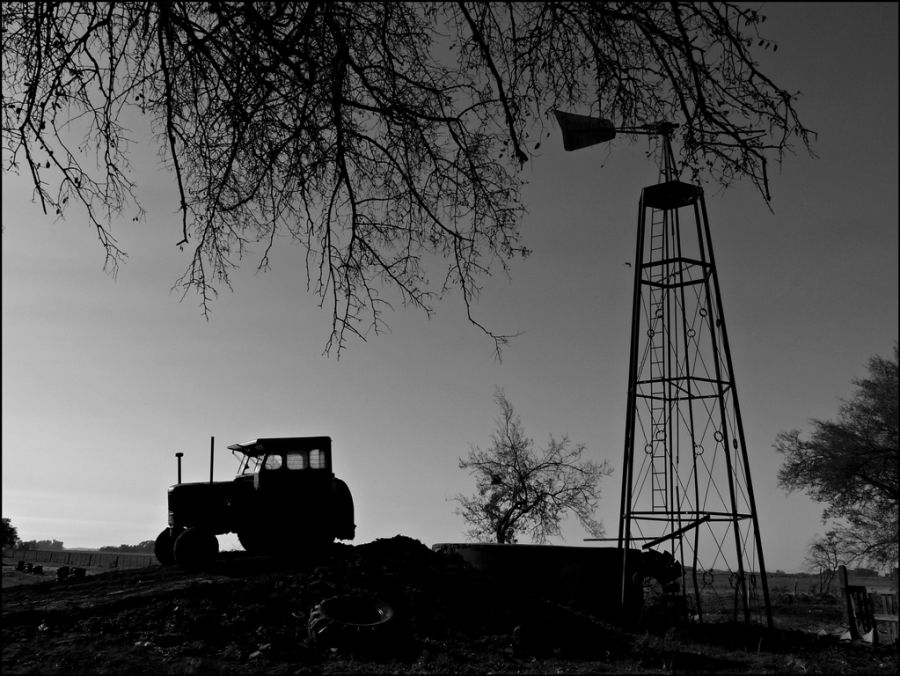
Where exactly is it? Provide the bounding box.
[777,346,899,570]
[99,540,156,553]
[1,517,20,549]
[2,2,814,355]
[455,389,612,543]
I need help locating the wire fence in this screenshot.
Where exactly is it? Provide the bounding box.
[2,548,156,570]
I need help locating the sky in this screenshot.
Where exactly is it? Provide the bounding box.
[2,3,897,573]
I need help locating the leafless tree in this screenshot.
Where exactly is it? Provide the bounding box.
[805,530,861,595]
[2,2,814,355]
[454,389,612,543]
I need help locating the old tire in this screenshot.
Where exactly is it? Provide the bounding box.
[308,596,394,651]
[173,527,218,571]
[154,528,178,566]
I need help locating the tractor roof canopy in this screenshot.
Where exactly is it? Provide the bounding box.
[226,436,332,458]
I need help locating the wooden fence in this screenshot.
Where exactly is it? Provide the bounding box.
[838,565,898,645]
[2,548,156,570]
[871,590,899,644]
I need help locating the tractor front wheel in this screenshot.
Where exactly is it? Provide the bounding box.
[154,528,179,566]
[173,527,218,571]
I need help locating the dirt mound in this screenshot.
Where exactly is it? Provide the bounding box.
[3,537,897,674]
[2,536,628,674]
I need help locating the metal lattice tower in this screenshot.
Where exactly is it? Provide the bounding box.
[614,127,772,627]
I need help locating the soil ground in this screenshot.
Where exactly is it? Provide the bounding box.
[3,537,897,674]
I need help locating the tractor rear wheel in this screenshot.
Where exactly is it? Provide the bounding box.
[237,527,271,555]
[173,527,218,571]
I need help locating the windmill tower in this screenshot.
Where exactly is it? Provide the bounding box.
[555,111,772,627]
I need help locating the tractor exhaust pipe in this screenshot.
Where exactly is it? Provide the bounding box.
[210,436,215,483]
[175,452,184,484]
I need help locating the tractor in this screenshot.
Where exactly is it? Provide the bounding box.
[155,436,355,570]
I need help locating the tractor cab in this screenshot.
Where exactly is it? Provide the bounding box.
[228,436,334,489]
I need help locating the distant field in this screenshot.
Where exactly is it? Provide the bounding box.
[1,548,157,590]
[1,559,98,589]
[767,571,896,595]
[676,569,896,600]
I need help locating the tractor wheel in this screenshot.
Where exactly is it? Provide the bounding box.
[154,528,178,566]
[237,528,271,555]
[308,595,395,652]
[173,527,218,571]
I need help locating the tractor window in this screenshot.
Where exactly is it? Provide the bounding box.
[264,454,283,470]
[286,452,307,470]
[241,456,261,475]
[309,449,327,469]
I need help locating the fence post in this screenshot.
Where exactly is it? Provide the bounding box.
[839,565,858,639]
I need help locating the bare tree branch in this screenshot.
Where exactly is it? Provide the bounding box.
[2,2,815,356]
